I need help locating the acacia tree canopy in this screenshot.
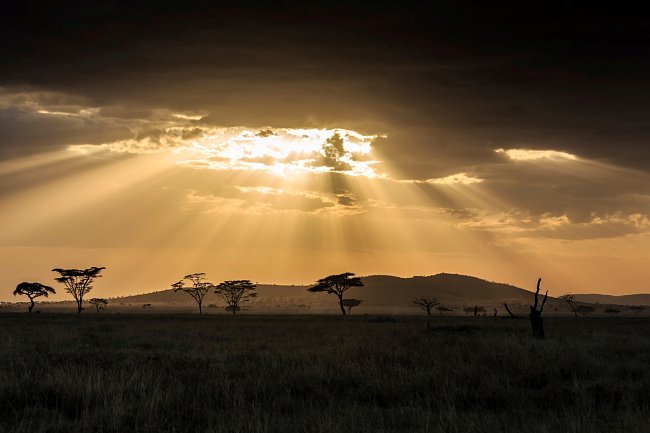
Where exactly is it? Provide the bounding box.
[214,280,257,315]
[89,298,108,312]
[13,282,55,313]
[559,293,578,317]
[414,297,439,316]
[342,298,362,314]
[308,272,363,316]
[52,266,105,313]
[172,272,213,314]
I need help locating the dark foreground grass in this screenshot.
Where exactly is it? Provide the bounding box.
[1,314,649,433]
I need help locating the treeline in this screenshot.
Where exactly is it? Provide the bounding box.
[10,270,648,337]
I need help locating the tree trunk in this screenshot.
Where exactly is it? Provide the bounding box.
[77,300,83,313]
[529,307,544,339]
[426,316,431,330]
[28,298,34,313]
[338,296,347,316]
[473,305,478,317]
[503,303,516,318]
[198,302,202,315]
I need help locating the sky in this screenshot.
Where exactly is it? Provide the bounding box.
[1,1,649,299]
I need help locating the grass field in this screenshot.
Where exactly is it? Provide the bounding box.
[1,314,649,433]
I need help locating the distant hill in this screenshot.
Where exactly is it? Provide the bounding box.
[571,293,650,306]
[110,273,543,313]
[357,274,536,305]
[7,273,647,314]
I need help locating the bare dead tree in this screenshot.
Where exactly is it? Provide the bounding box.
[503,303,517,318]
[529,278,548,339]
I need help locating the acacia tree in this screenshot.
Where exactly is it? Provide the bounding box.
[52,267,105,313]
[342,299,362,315]
[630,306,646,316]
[308,272,364,316]
[463,306,475,315]
[575,305,595,316]
[88,298,108,312]
[172,273,213,314]
[529,278,548,339]
[214,280,257,315]
[414,297,439,330]
[414,297,440,315]
[437,306,453,315]
[13,282,56,313]
[559,293,578,317]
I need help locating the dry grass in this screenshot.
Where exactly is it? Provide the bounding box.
[1,314,649,432]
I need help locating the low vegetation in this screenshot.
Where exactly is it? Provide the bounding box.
[1,314,649,433]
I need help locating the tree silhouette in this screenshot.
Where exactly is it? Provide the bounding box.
[308,272,363,315]
[414,297,439,330]
[629,305,646,316]
[52,267,105,313]
[575,305,595,316]
[172,273,213,314]
[414,297,439,315]
[529,278,548,339]
[559,293,578,317]
[503,303,517,318]
[13,282,55,313]
[214,280,257,315]
[604,308,620,315]
[436,306,453,315]
[342,298,362,315]
[89,298,108,312]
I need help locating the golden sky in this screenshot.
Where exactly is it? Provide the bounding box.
[1,3,649,299]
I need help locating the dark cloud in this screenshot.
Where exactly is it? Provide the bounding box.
[255,129,276,138]
[320,132,352,171]
[1,1,649,242]
[0,106,132,158]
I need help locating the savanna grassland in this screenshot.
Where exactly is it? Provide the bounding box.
[1,314,649,433]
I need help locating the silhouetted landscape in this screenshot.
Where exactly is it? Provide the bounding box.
[3,269,650,432]
[5,273,648,316]
[3,1,650,432]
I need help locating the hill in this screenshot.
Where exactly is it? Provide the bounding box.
[110,273,543,314]
[357,274,536,305]
[570,293,650,306]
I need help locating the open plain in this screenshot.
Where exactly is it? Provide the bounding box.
[1,313,649,433]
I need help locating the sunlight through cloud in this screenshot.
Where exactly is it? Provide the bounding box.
[496,148,578,161]
[180,128,381,178]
